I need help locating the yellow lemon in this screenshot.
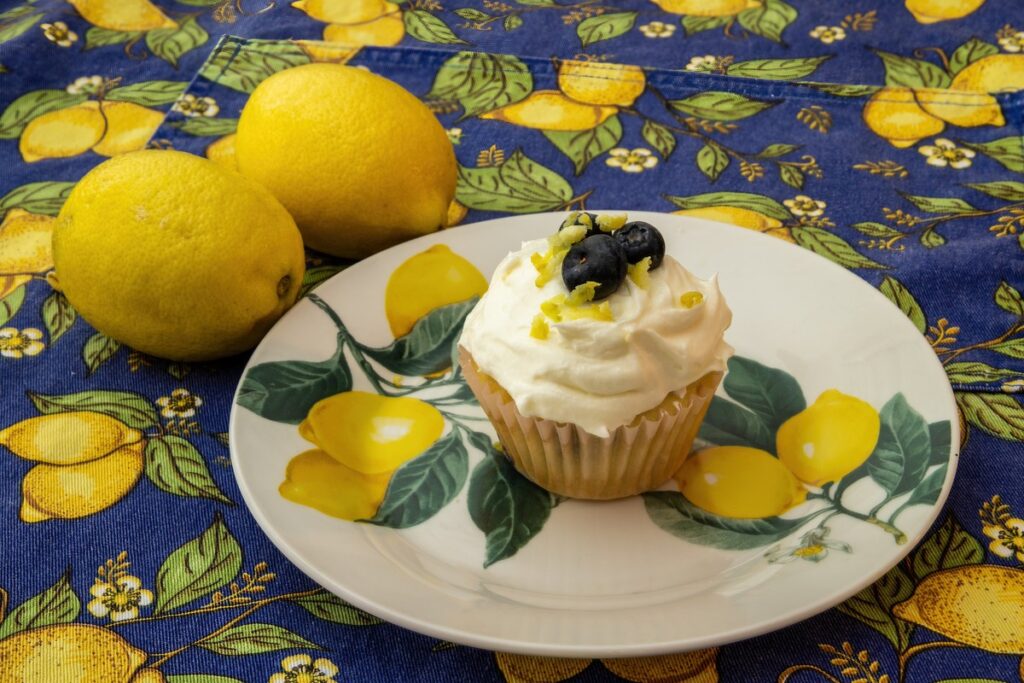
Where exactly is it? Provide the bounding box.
[0,274,31,299]
[68,0,176,31]
[53,150,305,361]
[384,244,487,338]
[296,40,360,63]
[91,102,164,157]
[205,133,237,169]
[862,87,945,148]
[915,88,1004,128]
[19,102,106,163]
[236,64,454,259]
[299,391,445,474]
[558,60,646,107]
[20,440,145,522]
[892,565,1024,654]
[322,13,406,47]
[776,389,880,486]
[650,0,759,16]
[446,200,468,227]
[0,623,147,682]
[130,669,167,683]
[676,447,806,519]
[0,209,55,276]
[480,91,618,131]
[602,649,719,682]
[0,411,143,466]
[280,448,392,520]
[904,0,985,24]
[950,54,1024,93]
[672,206,794,244]
[495,653,591,682]
[293,0,388,22]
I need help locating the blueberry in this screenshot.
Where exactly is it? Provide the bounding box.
[561,234,628,300]
[559,212,600,238]
[614,221,666,269]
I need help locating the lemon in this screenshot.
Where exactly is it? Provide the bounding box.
[602,649,718,682]
[68,0,176,31]
[91,102,164,157]
[776,389,880,486]
[915,88,1004,128]
[0,623,147,682]
[20,440,144,522]
[299,391,444,474]
[0,411,142,465]
[494,653,591,683]
[558,60,646,107]
[280,448,392,520]
[480,91,618,131]
[205,134,237,169]
[322,13,405,47]
[0,275,31,299]
[236,64,455,259]
[892,565,1024,654]
[904,0,985,23]
[446,200,468,227]
[950,54,1024,93]
[293,0,388,22]
[651,0,759,15]
[862,87,945,148]
[0,209,55,276]
[384,245,487,338]
[676,446,806,519]
[53,150,305,361]
[672,206,794,244]
[20,102,106,163]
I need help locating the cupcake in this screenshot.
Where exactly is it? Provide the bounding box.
[458,213,733,500]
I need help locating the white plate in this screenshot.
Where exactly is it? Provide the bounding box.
[230,211,958,657]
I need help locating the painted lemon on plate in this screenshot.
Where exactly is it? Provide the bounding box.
[677,446,806,519]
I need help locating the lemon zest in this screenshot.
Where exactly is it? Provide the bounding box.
[627,257,651,289]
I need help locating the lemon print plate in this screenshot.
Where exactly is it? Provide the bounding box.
[230,211,958,657]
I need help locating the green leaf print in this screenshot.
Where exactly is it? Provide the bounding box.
[0,91,87,139]
[854,222,904,239]
[299,265,348,298]
[961,136,1024,174]
[364,430,468,528]
[929,421,952,466]
[456,149,574,213]
[154,512,243,614]
[543,115,623,175]
[172,117,239,137]
[735,0,796,43]
[576,12,637,47]
[948,38,999,75]
[504,15,523,30]
[726,57,830,80]
[944,361,1024,383]
[84,27,142,49]
[0,285,25,327]
[867,394,931,497]
[900,194,977,214]
[904,463,947,508]
[696,141,729,182]
[875,50,951,89]
[664,192,791,221]
[0,570,80,639]
[792,227,888,270]
[995,280,1024,316]
[965,180,1024,202]
[200,40,311,93]
[198,623,320,655]
[514,0,555,5]
[404,10,468,45]
[956,392,1024,441]
[454,8,490,20]
[919,230,946,248]
[879,275,926,334]
[807,83,880,98]
[643,492,807,549]
[722,357,805,432]
[698,396,776,452]
[680,16,729,37]
[756,143,800,158]
[0,12,43,46]
[779,165,803,190]
[670,91,777,122]
[837,564,915,652]
[82,333,120,376]
[641,119,676,160]
[41,291,77,343]
[428,52,533,119]
[991,338,1024,358]
[0,181,76,215]
[166,676,245,683]
[146,17,209,68]
[359,298,477,376]
[27,389,160,429]
[144,436,233,504]
[106,80,188,107]
[289,592,382,625]
[907,513,983,581]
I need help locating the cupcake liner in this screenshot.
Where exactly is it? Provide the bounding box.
[459,348,722,500]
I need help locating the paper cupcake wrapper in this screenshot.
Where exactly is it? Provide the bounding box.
[459,348,722,500]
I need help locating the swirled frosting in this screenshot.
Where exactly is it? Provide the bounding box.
[458,237,733,436]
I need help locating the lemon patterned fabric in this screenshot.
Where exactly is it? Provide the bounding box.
[3,0,1024,681]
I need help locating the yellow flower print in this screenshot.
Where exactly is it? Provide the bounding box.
[918,138,975,168]
[88,575,154,622]
[41,21,78,47]
[156,388,203,419]
[685,55,731,73]
[980,495,1024,563]
[999,28,1024,52]
[446,127,462,145]
[0,328,44,359]
[783,195,826,217]
[809,25,846,43]
[606,148,658,173]
[639,21,675,38]
[172,94,220,118]
[1002,378,1024,392]
[269,654,340,683]
[66,76,105,96]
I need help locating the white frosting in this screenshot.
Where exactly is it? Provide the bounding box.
[459,238,733,436]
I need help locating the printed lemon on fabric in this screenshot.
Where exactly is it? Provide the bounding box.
[293,0,405,47]
[0,623,148,682]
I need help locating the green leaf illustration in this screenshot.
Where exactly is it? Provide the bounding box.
[456,149,573,213]
[200,41,311,92]
[807,83,880,97]
[41,291,77,343]
[680,15,728,36]
[792,226,888,270]
[146,17,208,68]
[83,332,120,376]
[154,512,243,614]
[454,7,490,20]
[468,437,554,567]
[641,119,676,160]
[698,396,775,452]
[166,676,245,683]
[299,265,347,298]
[404,10,467,45]
[956,392,1024,441]
[837,564,915,652]
[696,141,729,182]
[962,136,1024,174]
[991,338,1024,358]
[0,570,80,639]
[0,181,76,215]
[198,623,320,655]
[289,592,382,625]
[879,275,926,334]
[428,52,532,119]
[756,143,800,158]
[779,164,803,190]
[106,80,187,106]
[0,91,87,139]
[576,11,637,47]
[868,394,931,497]
[948,38,999,75]
[929,421,952,466]
[359,298,477,376]
[145,436,233,504]
[907,513,983,581]
[85,27,141,49]
[722,356,806,431]
[904,463,947,508]
[964,180,1024,202]
[504,15,523,30]
[543,115,622,175]
[664,191,791,221]
[919,229,946,248]
[0,285,25,327]
[0,12,43,46]
[643,492,806,549]
[726,56,829,80]
[945,361,1023,383]
[853,222,903,239]
[995,280,1024,316]
[364,430,468,528]
[735,0,796,43]
[28,389,159,429]
[670,91,776,121]
[172,117,239,137]
[875,50,951,89]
